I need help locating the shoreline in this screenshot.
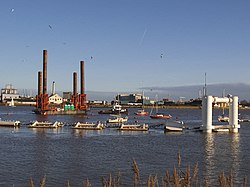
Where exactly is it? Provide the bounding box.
[1,103,249,110]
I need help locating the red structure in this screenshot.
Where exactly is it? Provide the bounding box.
[36,50,49,112]
[72,72,79,109]
[71,61,87,111]
[36,50,87,114]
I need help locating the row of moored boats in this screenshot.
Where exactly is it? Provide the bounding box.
[0,119,150,131]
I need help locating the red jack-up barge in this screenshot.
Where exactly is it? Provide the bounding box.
[34,50,87,115]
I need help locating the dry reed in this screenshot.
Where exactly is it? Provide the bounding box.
[132,159,140,187]
[29,177,34,187]
[66,180,70,187]
[39,175,46,187]
[22,154,248,187]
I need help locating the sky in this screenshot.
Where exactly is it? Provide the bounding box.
[0,1,250,100]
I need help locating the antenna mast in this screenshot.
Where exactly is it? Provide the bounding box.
[203,72,207,96]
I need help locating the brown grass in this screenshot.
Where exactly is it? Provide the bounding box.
[19,154,248,187]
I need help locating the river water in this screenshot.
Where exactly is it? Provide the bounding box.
[0,106,250,186]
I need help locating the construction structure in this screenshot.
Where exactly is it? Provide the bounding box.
[34,50,87,115]
[201,95,240,133]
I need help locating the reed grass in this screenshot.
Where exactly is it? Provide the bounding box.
[21,154,248,187]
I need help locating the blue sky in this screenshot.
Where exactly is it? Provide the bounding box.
[0,1,250,99]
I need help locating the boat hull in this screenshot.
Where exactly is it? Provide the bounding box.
[72,122,105,130]
[28,121,63,128]
[150,115,171,119]
[118,124,149,131]
[0,120,21,127]
[164,126,183,132]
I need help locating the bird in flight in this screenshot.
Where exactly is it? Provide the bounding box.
[49,25,52,29]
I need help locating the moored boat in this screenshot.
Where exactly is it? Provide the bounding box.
[150,113,172,119]
[212,128,230,132]
[218,115,229,122]
[0,119,21,127]
[118,123,149,131]
[135,109,149,116]
[150,95,171,119]
[28,121,63,128]
[72,121,105,130]
[107,115,128,123]
[98,102,128,114]
[164,125,183,132]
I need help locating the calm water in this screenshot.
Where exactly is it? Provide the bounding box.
[0,106,250,186]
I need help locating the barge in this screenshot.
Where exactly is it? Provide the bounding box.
[28,121,63,128]
[33,108,87,115]
[118,124,149,131]
[72,121,105,130]
[0,119,21,127]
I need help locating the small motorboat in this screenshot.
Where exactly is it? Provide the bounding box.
[107,115,128,123]
[218,115,229,122]
[98,102,128,114]
[135,109,149,116]
[150,113,172,119]
[164,125,183,132]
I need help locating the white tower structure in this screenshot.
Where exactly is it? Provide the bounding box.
[202,95,240,133]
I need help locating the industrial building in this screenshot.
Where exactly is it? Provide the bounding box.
[115,93,150,105]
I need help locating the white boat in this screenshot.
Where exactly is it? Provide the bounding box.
[9,98,16,107]
[213,128,229,132]
[218,115,229,122]
[135,109,149,116]
[107,115,128,123]
[118,123,149,131]
[164,120,185,132]
[135,91,149,116]
[28,121,63,128]
[72,121,105,130]
[0,119,20,127]
[164,125,183,132]
[98,102,128,114]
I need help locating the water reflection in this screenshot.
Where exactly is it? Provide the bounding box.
[203,133,240,184]
[28,127,64,134]
[229,133,240,184]
[72,129,105,138]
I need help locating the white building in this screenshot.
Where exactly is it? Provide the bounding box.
[1,84,20,102]
[49,93,63,104]
[48,81,63,104]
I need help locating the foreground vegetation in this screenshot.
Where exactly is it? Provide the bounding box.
[16,151,248,187]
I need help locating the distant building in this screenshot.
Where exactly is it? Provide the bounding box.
[89,100,107,105]
[1,84,20,102]
[63,92,72,102]
[48,81,63,104]
[49,93,63,104]
[163,98,175,106]
[116,93,149,105]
